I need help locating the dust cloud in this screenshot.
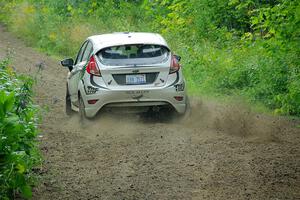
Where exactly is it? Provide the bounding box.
[61,97,286,143]
[182,97,287,143]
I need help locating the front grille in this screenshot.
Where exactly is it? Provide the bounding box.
[112,73,159,85]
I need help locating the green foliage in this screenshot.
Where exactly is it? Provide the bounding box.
[0,0,299,116]
[0,59,41,199]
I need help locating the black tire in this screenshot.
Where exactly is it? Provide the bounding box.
[66,86,74,116]
[181,95,191,121]
[78,95,88,124]
[159,106,175,122]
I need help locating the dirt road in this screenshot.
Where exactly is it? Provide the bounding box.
[0,25,299,200]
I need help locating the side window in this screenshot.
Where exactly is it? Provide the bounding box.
[75,41,88,65]
[81,41,93,62]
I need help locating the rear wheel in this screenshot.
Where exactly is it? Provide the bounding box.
[158,106,175,121]
[66,85,74,116]
[78,95,88,124]
[181,96,191,120]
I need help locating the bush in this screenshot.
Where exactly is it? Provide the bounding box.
[0,58,41,199]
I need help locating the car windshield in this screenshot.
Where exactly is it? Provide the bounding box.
[97,44,169,66]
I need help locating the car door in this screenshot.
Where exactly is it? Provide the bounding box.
[69,41,93,104]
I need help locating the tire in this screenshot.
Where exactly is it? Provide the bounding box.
[66,86,74,116]
[181,95,191,121]
[78,95,88,124]
[159,106,175,122]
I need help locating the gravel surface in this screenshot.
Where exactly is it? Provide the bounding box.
[0,25,299,200]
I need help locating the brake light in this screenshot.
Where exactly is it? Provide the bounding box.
[86,55,101,76]
[169,54,180,74]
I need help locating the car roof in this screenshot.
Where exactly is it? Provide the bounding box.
[88,32,169,52]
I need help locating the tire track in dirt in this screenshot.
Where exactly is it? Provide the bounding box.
[0,25,299,200]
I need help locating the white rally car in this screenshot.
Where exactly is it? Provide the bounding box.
[61,32,188,118]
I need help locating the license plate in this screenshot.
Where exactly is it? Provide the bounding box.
[126,74,146,84]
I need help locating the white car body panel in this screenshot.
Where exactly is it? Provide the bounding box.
[89,33,169,53]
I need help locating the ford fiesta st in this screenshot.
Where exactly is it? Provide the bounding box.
[61,32,188,118]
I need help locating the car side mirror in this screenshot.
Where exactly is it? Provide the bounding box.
[61,58,74,71]
[174,55,181,62]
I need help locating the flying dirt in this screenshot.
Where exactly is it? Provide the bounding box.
[0,25,299,200]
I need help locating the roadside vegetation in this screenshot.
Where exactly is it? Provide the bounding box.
[0,58,41,199]
[0,0,299,117]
